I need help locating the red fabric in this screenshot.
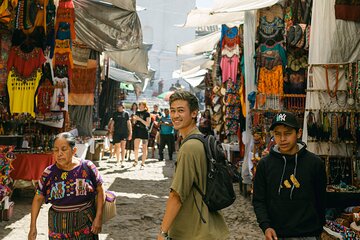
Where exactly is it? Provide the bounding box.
[10,153,54,181]
[7,46,46,77]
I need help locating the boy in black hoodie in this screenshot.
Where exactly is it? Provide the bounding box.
[253,112,326,240]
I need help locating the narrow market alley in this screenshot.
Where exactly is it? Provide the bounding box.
[0,151,263,240]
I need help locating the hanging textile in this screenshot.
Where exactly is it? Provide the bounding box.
[51,77,68,111]
[7,68,42,117]
[0,30,11,96]
[335,0,360,22]
[220,55,239,83]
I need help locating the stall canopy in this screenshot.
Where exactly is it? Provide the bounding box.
[74,0,149,74]
[74,0,142,51]
[181,55,214,72]
[177,31,221,55]
[108,67,142,84]
[180,0,280,27]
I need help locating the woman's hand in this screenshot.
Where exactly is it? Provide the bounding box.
[91,216,102,234]
[28,226,37,240]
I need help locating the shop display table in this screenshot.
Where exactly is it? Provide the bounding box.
[10,153,54,181]
[326,191,360,209]
[75,138,94,159]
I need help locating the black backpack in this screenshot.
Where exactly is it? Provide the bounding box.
[182,134,236,222]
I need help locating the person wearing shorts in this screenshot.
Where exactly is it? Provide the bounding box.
[108,102,132,167]
[133,101,151,168]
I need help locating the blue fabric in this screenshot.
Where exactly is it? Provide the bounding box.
[160,115,174,135]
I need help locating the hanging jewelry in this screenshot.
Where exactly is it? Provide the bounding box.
[345,63,356,106]
[324,65,339,98]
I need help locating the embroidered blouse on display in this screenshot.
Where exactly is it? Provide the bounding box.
[258,16,285,44]
[7,67,42,117]
[7,46,46,77]
[220,25,239,47]
[258,43,287,69]
[257,65,284,95]
[55,7,75,40]
[220,55,239,83]
[22,0,49,35]
[36,160,104,205]
[222,45,240,57]
[53,52,73,79]
[56,22,71,40]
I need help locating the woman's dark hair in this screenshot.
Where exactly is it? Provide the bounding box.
[54,132,76,149]
[169,90,199,112]
[131,102,138,111]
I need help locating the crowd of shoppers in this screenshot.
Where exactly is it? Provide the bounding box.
[28,92,327,240]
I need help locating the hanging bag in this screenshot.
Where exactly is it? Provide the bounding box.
[98,190,117,223]
[83,161,117,223]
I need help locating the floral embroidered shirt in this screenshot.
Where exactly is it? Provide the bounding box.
[36,160,103,205]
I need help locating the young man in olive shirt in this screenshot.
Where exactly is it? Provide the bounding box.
[158,91,228,240]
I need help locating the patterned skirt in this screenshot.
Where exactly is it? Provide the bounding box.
[48,201,98,240]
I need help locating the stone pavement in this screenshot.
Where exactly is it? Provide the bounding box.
[0,151,263,240]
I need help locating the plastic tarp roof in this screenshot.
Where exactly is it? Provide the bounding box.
[177,31,221,55]
[108,67,142,84]
[106,46,149,74]
[74,0,142,52]
[180,0,280,27]
[211,0,280,13]
[181,55,213,72]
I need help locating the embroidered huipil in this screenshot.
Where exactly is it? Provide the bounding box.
[7,46,46,77]
[55,5,75,40]
[7,68,42,117]
[257,65,284,95]
[36,160,103,205]
[22,0,49,34]
[220,55,239,83]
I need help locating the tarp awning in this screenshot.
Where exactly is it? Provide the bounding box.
[211,0,280,13]
[106,46,149,74]
[180,0,280,27]
[180,9,244,27]
[177,31,221,55]
[109,67,142,84]
[181,55,214,72]
[183,75,206,88]
[74,0,143,52]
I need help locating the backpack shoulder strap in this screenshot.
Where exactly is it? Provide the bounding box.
[181,134,214,161]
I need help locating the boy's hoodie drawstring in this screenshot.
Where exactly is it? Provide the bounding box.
[278,153,298,199]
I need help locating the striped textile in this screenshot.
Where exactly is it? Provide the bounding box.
[48,202,98,239]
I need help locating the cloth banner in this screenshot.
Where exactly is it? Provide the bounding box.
[309,0,360,64]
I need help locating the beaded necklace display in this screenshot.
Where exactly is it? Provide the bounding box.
[345,62,356,106]
[324,65,339,98]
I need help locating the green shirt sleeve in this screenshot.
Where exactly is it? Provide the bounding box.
[170,139,204,203]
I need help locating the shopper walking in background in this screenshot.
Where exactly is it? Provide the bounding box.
[149,104,162,158]
[108,101,132,167]
[133,101,151,169]
[158,108,174,161]
[158,91,228,240]
[253,112,326,240]
[125,102,138,161]
[28,132,105,240]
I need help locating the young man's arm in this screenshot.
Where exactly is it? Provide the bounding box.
[252,159,275,239]
[157,190,182,240]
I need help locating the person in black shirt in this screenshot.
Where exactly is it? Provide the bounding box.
[149,104,162,158]
[108,102,132,167]
[133,101,151,169]
[253,112,326,240]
